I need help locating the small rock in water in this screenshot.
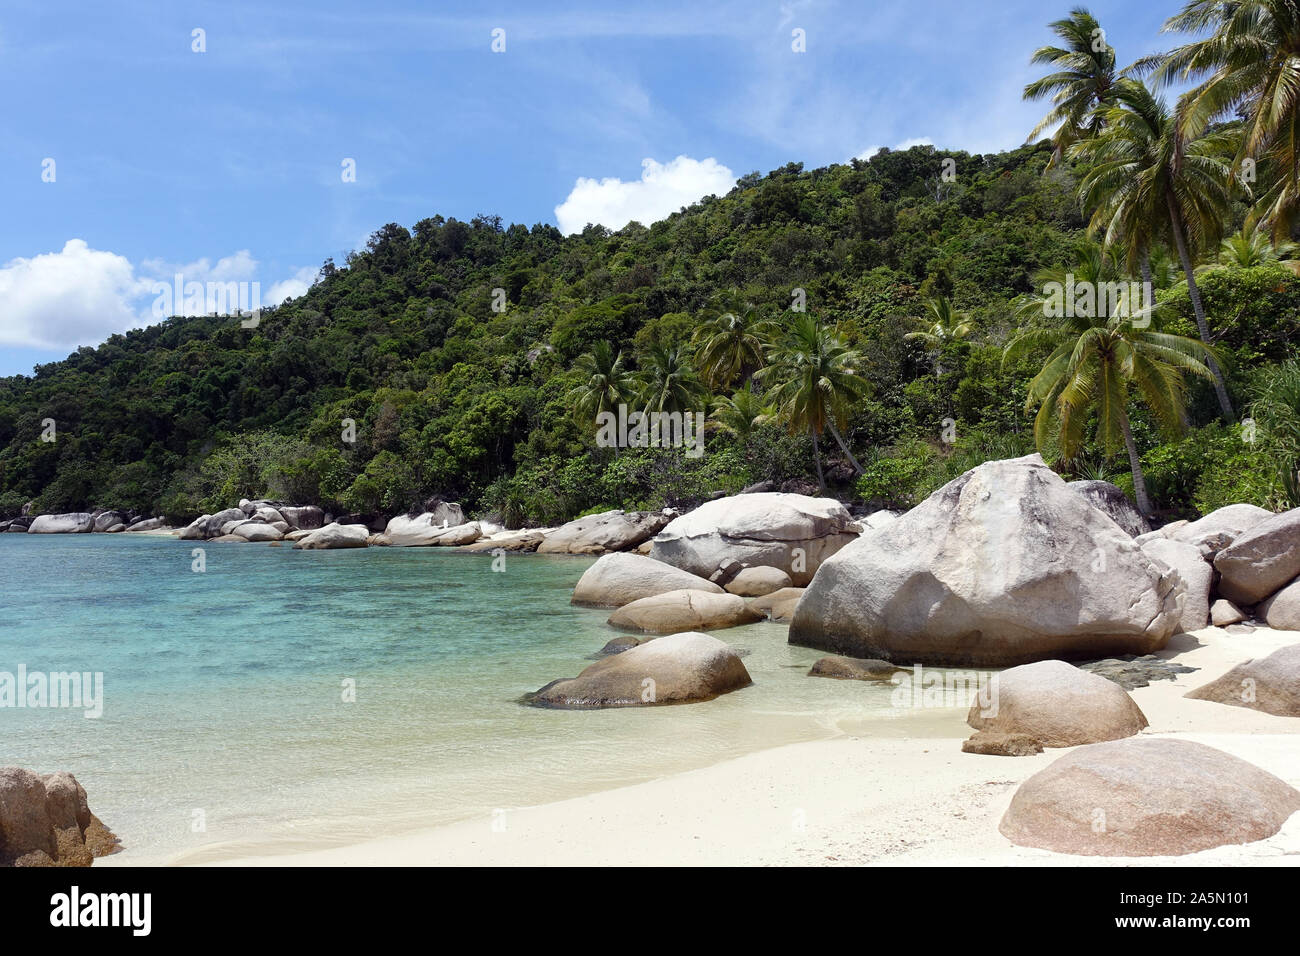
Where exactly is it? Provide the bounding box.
[598,636,642,656]
[1077,654,1197,690]
[808,655,904,682]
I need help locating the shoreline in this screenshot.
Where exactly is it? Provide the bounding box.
[174,624,1300,867]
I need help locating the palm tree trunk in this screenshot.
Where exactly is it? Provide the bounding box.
[1165,192,1235,420]
[826,420,864,474]
[810,429,825,489]
[1119,410,1153,517]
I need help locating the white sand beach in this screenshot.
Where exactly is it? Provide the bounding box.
[201,625,1300,867]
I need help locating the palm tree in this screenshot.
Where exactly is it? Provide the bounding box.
[1202,224,1300,274]
[567,340,634,426]
[759,315,871,487]
[709,387,772,441]
[1016,240,1157,328]
[1071,77,1239,419]
[1148,0,1300,241]
[635,344,709,415]
[1249,358,1300,504]
[1004,306,1218,516]
[691,296,775,391]
[1024,7,1119,163]
[904,296,975,375]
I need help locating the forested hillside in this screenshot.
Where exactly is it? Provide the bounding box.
[1,139,1296,526]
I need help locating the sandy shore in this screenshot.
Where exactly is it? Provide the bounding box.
[200,625,1300,867]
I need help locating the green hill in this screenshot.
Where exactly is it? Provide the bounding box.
[1,142,1292,526]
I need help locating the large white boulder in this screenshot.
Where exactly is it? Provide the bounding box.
[292,523,370,550]
[649,493,858,587]
[1066,480,1150,537]
[1141,537,1212,633]
[788,455,1185,666]
[528,632,752,708]
[537,510,672,555]
[1000,738,1300,856]
[278,505,324,531]
[1213,507,1300,606]
[1167,503,1273,555]
[967,660,1148,747]
[607,589,763,634]
[378,514,481,547]
[571,553,723,607]
[27,513,95,534]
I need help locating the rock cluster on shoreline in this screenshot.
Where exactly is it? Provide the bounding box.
[0,767,119,867]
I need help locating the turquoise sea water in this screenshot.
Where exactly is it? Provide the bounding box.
[0,533,948,864]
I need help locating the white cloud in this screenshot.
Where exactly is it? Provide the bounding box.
[265,266,318,305]
[0,240,317,351]
[140,249,258,283]
[555,156,736,234]
[854,136,934,161]
[0,240,150,349]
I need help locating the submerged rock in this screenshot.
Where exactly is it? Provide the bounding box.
[807,655,905,681]
[1077,654,1198,690]
[528,631,751,708]
[1000,738,1300,856]
[788,455,1184,667]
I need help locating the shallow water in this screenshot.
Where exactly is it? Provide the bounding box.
[0,533,962,864]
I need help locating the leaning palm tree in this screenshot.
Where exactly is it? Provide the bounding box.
[1146,0,1300,241]
[709,387,773,441]
[1023,7,1119,163]
[1004,308,1218,516]
[567,340,634,426]
[758,315,871,487]
[634,343,709,416]
[691,296,775,391]
[1071,77,1240,419]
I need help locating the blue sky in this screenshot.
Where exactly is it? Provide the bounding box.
[0,0,1181,375]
